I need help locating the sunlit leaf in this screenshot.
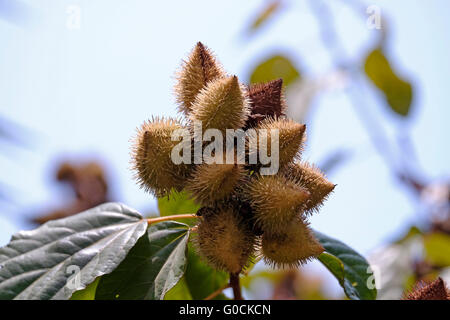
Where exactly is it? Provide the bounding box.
[364,48,413,117]
[250,55,300,87]
[158,191,200,225]
[164,277,193,300]
[70,277,99,300]
[0,203,147,300]
[424,232,450,267]
[393,225,423,244]
[95,221,189,300]
[184,244,229,300]
[315,230,377,300]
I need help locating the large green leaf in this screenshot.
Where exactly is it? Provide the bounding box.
[314,231,377,300]
[249,55,300,87]
[95,221,189,300]
[184,244,229,300]
[0,203,147,300]
[364,48,413,117]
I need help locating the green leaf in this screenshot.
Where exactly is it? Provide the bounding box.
[249,55,300,87]
[424,232,450,267]
[95,221,189,300]
[364,48,413,117]
[0,203,147,300]
[70,277,99,300]
[164,277,193,300]
[393,225,423,244]
[184,244,229,300]
[314,230,377,300]
[158,190,200,225]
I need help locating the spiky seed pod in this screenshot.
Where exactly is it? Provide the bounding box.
[245,78,286,129]
[283,162,335,214]
[195,208,256,274]
[404,277,450,300]
[248,118,306,168]
[131,117,191,197]
[190,76,250,133]
[261,217,324,268]
[244,175,310,233]
[175,42,225,116]
[187,163,245,205]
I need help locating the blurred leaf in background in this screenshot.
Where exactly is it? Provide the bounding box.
[249,55,301,87]
[424,232,450,268]
[364,48,413,117]
[31,161,111,224]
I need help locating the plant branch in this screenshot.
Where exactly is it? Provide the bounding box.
[204,283,231,300]
[308,0,428,195]
[229,273,243,300]
[147,214,198,225]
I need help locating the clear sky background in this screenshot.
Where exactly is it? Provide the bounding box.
[0,1,449,295]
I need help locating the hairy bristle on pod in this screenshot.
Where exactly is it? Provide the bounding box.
[243,175,310,233]
[131,117,191,197]
[195,208,256,274]
[245,79,286,128]
[190,76,250,133]
[249,118,306,168]
[261,217,324,268]
[283,162,335,214]
[187,163,245,205]
[175,42,225,116]
[404,277,450,300]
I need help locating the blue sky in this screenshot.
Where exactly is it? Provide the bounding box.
[0,0,449,270]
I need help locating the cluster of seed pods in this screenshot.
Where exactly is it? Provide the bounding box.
[132,42,335,274]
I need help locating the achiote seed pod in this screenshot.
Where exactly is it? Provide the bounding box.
[248,118,306,168]
[243,175,310,233]
[175,42,225,116]
[195,208,255,274]
[404,277,450,300]
[131,43,335,275]
[245,78,286,128]
[131,117,191,197]
[187,163,245,205]
[190,76,250,133]
[283,162,335,214]
[261,217,324,268]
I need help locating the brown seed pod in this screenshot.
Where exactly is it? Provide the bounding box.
[245,78,286,129]
[187,163,245,205]
[131,117,191,197]
[261,217,324,268]
[195,208,256,274]
[175,42,225,116]
[283,162,335,214]
[190,76,250,133]
[248,118,306,168]
[243,174,310,233]
[404,277,450,300]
